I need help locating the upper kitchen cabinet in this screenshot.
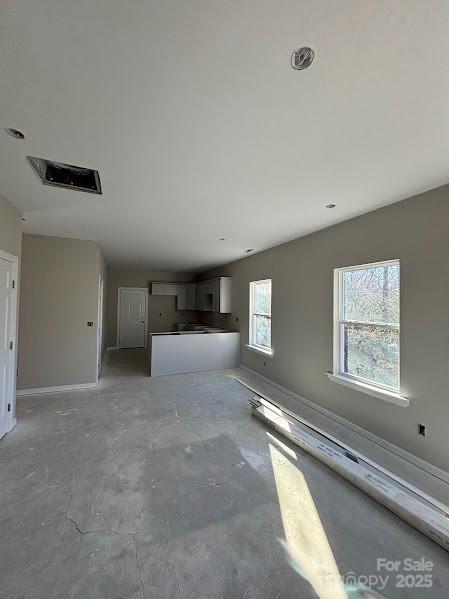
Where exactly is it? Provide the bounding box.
[176,283,197,311]
[151,282,167,295]
[165,283,178,296]
[151,277,231,313]
[151,281,181,296]
[186,283,197,310]
[197,277,232,313]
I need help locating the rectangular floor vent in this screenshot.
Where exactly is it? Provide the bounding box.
[26,156,102,194]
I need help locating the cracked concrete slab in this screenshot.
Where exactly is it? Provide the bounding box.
[0,349,448,598]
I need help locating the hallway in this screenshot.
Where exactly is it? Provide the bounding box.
[0,351,448,598]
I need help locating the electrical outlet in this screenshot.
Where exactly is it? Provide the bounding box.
[418,424,426,436]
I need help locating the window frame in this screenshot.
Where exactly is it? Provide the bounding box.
[248,279,272,355]
[333,259,400,394]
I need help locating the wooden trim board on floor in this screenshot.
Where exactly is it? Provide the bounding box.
[233,376,449,551]
[238,366,449,489]
[248,393,449,552]
[16,382,97,396]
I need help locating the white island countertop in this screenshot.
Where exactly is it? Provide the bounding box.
[148,330,240,377]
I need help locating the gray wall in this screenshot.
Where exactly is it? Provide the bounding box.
[200,184,449,472]
[18,235,103,390]
[106,268,199,346]
[0,194,22,257]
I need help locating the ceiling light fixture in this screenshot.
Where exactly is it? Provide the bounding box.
[245,249,254,253]
[291,47,315,70]
[4,128,25,139]
[219,238,226,241]
[326,203,336,209]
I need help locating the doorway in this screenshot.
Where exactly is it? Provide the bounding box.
[117,287,148,349]
[0,250,18,439]
[96,274,104,381]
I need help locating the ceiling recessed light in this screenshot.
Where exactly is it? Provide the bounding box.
[291,47,315,70]
[219,238,226,241]
[4,128,25,139]
[245,249,254,253]
[326,203,336,209]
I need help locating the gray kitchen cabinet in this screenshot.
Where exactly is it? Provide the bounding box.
[177,283,197,311]
[186,283,197,310]
[152,278,230,313]
[176,283,197,310]
[177,284,187,309]
[196,282,205,311]
[196,277,231,313]
[165,283,178,296]
[151,281,180,297]
[151,282,166,295]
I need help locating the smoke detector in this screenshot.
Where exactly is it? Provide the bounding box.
[291,47,315,70]
[26,156,102,194]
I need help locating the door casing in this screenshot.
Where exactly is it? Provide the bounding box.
[96,274,104,381]
[116,287,148,349]
[0,249,19,439]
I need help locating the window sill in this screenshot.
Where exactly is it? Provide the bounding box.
[245,344,274,358]
[326,372,409,408]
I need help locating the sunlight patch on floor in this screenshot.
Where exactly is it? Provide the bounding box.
[269,441,347,599]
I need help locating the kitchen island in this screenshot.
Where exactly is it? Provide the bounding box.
[148,330,240,377]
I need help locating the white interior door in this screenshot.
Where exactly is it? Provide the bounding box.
[118,288,147,348]
[0,255,17,439]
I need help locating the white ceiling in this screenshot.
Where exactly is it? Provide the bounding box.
[1,1,449,271]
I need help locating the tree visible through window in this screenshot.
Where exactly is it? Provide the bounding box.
[249,279,272,351]
[334,261,400,391]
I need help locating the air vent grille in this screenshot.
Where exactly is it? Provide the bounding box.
[26,156,102,194]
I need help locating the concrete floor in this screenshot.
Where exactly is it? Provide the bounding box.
[1,350,448,599]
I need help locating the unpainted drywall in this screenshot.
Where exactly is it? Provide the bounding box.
[106,268,199,346]
[200,184,449,472]
[18,235,102,389]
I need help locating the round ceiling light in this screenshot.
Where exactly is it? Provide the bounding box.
[291,47,315,70]
[326,203,336,209]
[4,128,25,139]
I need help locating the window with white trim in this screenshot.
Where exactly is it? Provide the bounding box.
[249,279,272,353]
[333,260,400,392]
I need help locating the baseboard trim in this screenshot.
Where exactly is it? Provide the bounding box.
[17,383,97,396]
[240,365,449,486]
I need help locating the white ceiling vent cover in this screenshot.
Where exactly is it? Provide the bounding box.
[26,156,102,194]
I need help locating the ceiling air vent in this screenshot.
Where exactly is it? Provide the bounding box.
[26,156,102,194]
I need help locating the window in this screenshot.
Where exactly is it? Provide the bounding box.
[333,260,400,392]
[249,279,272,354]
